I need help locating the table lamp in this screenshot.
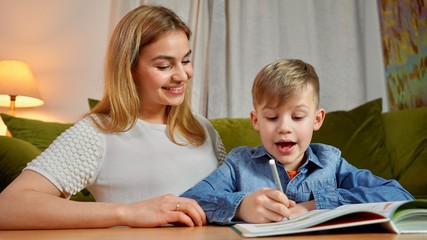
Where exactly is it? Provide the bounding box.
[0,60,44,116]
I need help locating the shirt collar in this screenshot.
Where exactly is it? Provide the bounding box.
[250,145,324,169]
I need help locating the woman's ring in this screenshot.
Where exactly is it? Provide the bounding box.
[175,202,180,211]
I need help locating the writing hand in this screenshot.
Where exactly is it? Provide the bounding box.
[235,188,296,223]
[288,200,316,218]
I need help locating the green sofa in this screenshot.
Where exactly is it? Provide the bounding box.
[1,98,426,200]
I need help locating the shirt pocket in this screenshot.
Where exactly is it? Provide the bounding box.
[302,178,337,193]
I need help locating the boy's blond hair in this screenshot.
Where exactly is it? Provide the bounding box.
[252,59,320,109]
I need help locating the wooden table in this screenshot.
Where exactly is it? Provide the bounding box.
[0,226,426,240]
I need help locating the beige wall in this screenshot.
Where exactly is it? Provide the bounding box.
[0,0,388,135]
[0,0,112,134]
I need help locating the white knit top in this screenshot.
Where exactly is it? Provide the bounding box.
[25,114,226,203]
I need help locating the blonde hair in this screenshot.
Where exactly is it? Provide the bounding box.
[87,5,206,146]
[252,59,320,109]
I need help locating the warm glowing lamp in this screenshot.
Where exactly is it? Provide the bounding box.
[0,60,44,116]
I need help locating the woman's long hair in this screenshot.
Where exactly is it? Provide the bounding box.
[88,5,206,146]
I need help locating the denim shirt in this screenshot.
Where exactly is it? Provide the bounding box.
[181,143,414,224]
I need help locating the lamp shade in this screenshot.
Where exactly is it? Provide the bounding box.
[0,60,44,108]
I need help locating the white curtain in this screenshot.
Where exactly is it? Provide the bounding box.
[110,0,386,118]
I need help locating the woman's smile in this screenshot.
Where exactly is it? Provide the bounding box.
[162,84,185,95]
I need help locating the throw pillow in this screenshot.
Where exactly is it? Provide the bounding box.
[0,136,41,191]
[0,113,73,152]
[312,98,392,179]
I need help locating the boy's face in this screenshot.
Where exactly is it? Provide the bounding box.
[250,86,325,171]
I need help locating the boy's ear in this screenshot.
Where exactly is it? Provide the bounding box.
[250,111,260,131]
[313,108,325,131]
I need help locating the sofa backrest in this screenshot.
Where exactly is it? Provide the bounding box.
[212,99,393,179]
[2,99,426,199]
[382,106,427,199]
[210,100,427,199]
[209,118,260,153]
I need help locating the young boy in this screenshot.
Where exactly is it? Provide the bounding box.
[181,59,414,224]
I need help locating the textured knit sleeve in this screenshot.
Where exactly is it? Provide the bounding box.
[25,117,104,198]
[211,128,227,166]
[195,114,227,166]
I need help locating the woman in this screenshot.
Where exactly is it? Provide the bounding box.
[0,5,225,229]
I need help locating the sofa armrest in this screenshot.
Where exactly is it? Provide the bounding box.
[0,136,95,201]
[0,136,41,191]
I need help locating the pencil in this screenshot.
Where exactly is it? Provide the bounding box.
[269,159,283,192]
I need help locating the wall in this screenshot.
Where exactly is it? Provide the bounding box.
[0,0,387,134]
[0,0,112,135]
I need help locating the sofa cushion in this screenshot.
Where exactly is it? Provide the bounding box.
[0,136,41,191]
[312,98,392,179]
[0,113,73,152]
[383,106,427,199]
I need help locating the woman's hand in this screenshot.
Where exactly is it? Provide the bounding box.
[235,188,296,223]
[117,194,207,227]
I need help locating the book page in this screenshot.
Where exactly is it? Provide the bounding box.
[233,201,408,237]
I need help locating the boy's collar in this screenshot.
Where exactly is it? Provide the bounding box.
[252,145,324,169]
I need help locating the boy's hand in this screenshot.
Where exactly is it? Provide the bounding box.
[288,200,316,218]
[235,188,296,223]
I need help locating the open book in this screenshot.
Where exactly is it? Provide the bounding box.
[232,199,427,237]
